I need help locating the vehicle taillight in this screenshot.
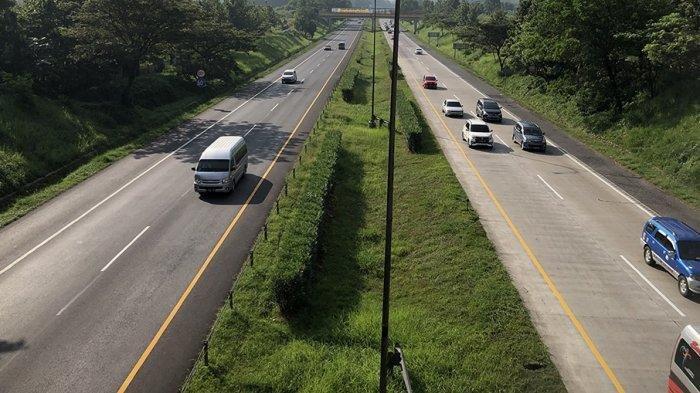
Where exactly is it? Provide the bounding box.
[668,375,683,393]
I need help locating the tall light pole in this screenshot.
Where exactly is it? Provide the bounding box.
[370,0,377,125]
[378,0,401,391]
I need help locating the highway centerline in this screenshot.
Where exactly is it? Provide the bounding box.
[537,175,564,200]
[101,226,150,272]
[619,255,685,317]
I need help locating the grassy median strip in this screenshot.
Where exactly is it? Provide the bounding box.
[185,29,564,392]
[0,27,336,229]
[407,25,699,209]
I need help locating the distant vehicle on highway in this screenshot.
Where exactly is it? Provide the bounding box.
[462,119,493,149]
[388,28,393,34]
[441,99,464,117]
[324,44,332,51]
[642,217,700,298]
[512,121,547,151]
[475,98,502,122]
[669,325,700,393]
[193,136,248,194]
[415,48,424,55]
[338,41,346,50]
[422,74,438,89]
[281,69,297,84]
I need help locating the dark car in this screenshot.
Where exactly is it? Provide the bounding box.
[476,98,502,122]
[512,121,546,151]
[338,42,346,50]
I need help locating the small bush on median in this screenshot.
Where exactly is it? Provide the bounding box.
[339,67,359,103]
[271,129,342,315]
[397,88,422,152]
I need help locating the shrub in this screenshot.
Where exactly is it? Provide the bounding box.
[271,129,342,315]
[339,67,359,103]
[396,88,422,152]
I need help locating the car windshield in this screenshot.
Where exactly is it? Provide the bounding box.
[446,101,461,107]
[425,76,436,81]
[283,71,294,75]
[483,101,499,109]
[197,159,229,172]
[678,241,700,260]
[471,124,490,133]
[523,127,542,136]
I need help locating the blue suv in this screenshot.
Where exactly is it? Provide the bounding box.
[641,217,700,298]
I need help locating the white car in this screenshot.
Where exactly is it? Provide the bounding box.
[462,119,493,149]
[415,48,424,55]
[281,69,297,84]
[442,99,464,117]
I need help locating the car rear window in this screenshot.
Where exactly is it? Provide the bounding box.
[678,241,700,260]
[674,339,700,390]
[470,124,490,133]
[425,76,436,81]
[483,101,499,109]
[197,159,229,172]
[523,127,542,136]
[446,101,461,107]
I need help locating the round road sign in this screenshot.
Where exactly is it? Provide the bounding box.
[196,69,205,78]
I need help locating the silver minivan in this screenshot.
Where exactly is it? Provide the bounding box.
[192,136,248,194]
[669,325,700,393]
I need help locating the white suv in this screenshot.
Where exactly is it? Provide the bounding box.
[442,99,464,117]
[281,69,297,84]
[462,119,493,149]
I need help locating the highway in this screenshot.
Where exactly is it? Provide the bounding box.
[0,23,361,393]
[387,27,699,392]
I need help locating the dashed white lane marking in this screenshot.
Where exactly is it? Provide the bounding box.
[620,255,685,317]
[287,88,295,96]
[244,124,258,137]
[494,134,506,145]
[269,103,279,112]
[309,69,314,74]
[101,226,150,272]
[537,175,564,200]
[453,94,459,100]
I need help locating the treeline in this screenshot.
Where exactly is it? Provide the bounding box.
[0,0,352,105]
[420,0,699,118]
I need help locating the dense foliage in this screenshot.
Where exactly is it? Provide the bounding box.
[421,0,699,117]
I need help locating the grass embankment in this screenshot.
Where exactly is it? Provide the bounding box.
[0,27,333,228]
[407,23,699,208]
[184,29,564,392]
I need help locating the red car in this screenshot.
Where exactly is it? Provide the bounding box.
[422,74,438,89]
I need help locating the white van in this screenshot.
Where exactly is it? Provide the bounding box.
[669,325,700,393]
[193,136,247,194]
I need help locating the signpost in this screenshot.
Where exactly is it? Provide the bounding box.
[452,42,468,57]
[428,31,440,45]
[196,69,206,88]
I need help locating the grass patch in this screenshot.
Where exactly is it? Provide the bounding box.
[406,23,699,208]
[184,28,564,392]
[0,26,336,228]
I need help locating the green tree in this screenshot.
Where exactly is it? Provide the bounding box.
[0,0,27,74]
[457,10,512,71]
[293,0,317,38]
[643,10,700,74]
[65,0,189,104]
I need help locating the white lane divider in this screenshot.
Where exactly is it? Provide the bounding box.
[244,124,257,137]
[620,255,685,317]
[494,134,507,145]
[310,69,314,74]
[56,225,150,316]
[537,175,564,200]
[102,226,150,272]
[287,88,295,96]
[269,103,279,112]
[453,94,460,100]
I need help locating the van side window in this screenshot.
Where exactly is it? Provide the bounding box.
[644,223,656,234]
[674,339,700,390]
[234,145,247,164]
[654,232,675,251]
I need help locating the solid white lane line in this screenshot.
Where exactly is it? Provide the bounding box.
[287,88,295,96]
[243,124,257,137]
[406,34,656,218]
[620,255,685,317]
[537,175,564,200]
[0,30,342,278]
[494,134,506,145]
[101,226,150,272]
[270,103,279,112]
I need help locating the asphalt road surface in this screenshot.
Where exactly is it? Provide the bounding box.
[0,22,361,393]
[387,26,699,392]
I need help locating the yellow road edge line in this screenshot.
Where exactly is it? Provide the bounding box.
[116,32,357,393]
[404,66,625,392]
